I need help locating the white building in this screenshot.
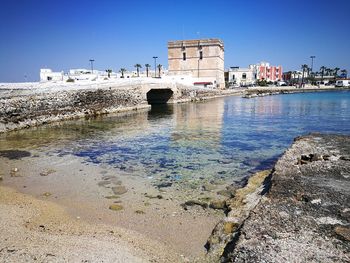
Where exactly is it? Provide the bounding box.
[40,69,66,82]
[227,65,257,87]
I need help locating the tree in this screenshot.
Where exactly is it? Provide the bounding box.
[333,67,340,80]
[145,64,151,77]
[119,68,126,78]
[292,71,299,84]
[341,69,348,78]
[320,66,326,82]
[326,68,333,77]
[301,64,309,87]
[157,64,162,78]
[105,69,112,78]
[134,64,142,77]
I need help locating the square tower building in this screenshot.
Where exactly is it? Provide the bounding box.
[168,39,225,89]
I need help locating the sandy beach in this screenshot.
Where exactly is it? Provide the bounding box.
[0,150,225,262]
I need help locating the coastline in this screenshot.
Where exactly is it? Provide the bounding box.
[0,80,348,134]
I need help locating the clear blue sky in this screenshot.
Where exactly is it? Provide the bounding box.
[1,0,349,82]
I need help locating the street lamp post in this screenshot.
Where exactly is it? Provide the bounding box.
[310,56,316,73]
[89,59,95,74]
[153,56,158,78]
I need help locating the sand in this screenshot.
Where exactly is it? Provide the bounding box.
[0,184,182,262]
[0,151,224,262]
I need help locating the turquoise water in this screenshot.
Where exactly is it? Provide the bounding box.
[1,91,350,189]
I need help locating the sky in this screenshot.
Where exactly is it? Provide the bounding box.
[0,0,349,82]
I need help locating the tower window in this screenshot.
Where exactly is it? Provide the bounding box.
[199,51,203,60]
[183,52,186,61]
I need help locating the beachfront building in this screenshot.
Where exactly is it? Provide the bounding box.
[227,66,257,87]
[256,62,283,81]
[168,38,225,89]
[40,69,66,82]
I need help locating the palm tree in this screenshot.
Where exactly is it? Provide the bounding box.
[319,66,326,82]
[134,64,142,77]
[119,68,126,78]
[145,64,151,77]
[105,69,112,78]
[157,64,162,78]
[340,69,348,78]
[326,68,333,77]
[333,67,340,80]
[301,64,308,87]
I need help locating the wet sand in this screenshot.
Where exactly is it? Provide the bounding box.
[0,151,225,262]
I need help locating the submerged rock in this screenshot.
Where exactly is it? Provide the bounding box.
[109,204,123,211]
[42,192,52,197]
[112,186,127,195]
[156,182,172,188]
[209,200,226,210]
[144,193,163,199]
[104,195,120,199]
[10,168,20,177]
[0,150,31,160]
[40,169,56,176]
[181,200,208,210]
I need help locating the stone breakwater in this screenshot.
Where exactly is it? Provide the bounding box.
[242,86,350,98]
[0,82,235,133]
[206,134,350,262]
[0,86,147,133]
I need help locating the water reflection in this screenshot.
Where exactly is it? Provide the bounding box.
[0,91,349,189]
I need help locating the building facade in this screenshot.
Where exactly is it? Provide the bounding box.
[256,62,282,81]
[168,38,225,89]
[227,66,257,87]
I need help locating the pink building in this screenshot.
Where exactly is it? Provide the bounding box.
[257,62,282,81]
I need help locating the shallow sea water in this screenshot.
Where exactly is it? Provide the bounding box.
[1,91,350,191]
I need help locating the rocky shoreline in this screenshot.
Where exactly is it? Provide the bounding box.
[242,86,350,98]
[1,80,348,134]
[205,134,350,262]
[0,81,240,133]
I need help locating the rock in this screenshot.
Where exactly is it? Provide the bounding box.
[135,210,145,214]
[216,190,232,197]
[223,222,237,234]
[209,200,226,210]
[10,168,20,177]
[144,193,163,199]
[215,134,350,263]
[0,150,31,160]
[217,185,237,197]
[104,195,120,199]
[202,184,217,191]
[42,192,52,197]
[0,175,3,181]
[182,200,208,209]
[109,204,123,211]
[310,153,323,162]
[156,182,172,188]
[112,186,127,195]
[335,226,350,241]
[40,169,56,176]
